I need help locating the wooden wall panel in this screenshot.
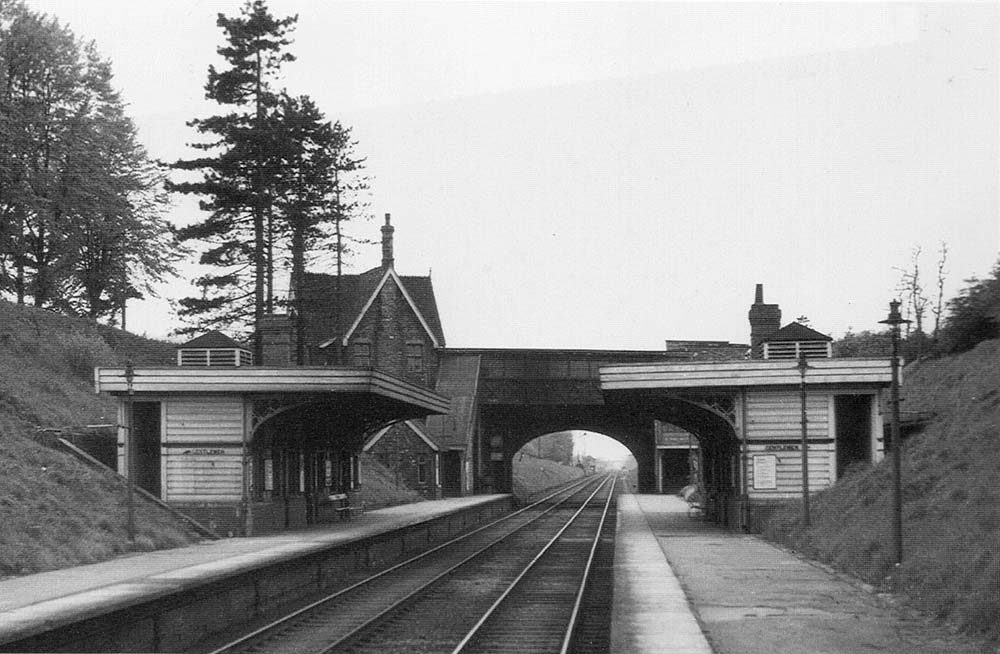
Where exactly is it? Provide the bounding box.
[164,450,243,502]
[745,392,830,440]
[162,397,245,502]
[747,441,834,496]
[163,397,244,444]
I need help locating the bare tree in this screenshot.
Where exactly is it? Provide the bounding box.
[932,241,949,339]
[895,246,930,336]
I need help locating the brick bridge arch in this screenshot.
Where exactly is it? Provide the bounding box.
[456,347,745,517]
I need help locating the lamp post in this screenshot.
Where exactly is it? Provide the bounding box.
[797,352,810,526]
[124,360,135,543]
[879,301,909,565]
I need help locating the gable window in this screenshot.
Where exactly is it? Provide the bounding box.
[407,342,424,373]
[353,342,371,367]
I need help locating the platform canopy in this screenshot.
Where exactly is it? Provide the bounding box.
[599,358,892,391]
[94,366,450,420]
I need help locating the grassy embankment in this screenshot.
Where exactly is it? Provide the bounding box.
[760,339,1000,642]
[512,451,585,500]
[0,301,423,578]
[0,301,200,576]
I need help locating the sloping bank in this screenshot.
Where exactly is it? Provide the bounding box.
[757,339,1000,643]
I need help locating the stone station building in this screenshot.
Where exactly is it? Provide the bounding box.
[96,219,894,535]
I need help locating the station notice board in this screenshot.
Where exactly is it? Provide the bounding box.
[752,454,777,490]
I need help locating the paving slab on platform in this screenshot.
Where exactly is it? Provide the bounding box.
[610,494,712,654]
[0,495,506,644]
[633,494,987,654]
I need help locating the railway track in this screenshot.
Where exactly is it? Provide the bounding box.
[208,475,618,654]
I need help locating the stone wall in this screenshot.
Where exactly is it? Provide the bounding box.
[368,422,440,499]
[349,277,438,386]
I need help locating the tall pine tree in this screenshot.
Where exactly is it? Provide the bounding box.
[272,94,335,364]
[169,0,296,360]
[272,96,370,365]
[326,121,369,281]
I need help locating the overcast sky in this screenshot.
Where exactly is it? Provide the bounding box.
[25,1,1000,349]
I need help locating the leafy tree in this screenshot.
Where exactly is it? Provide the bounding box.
[0,5,81,306]
[0,2,178,320]
[939,260,1000,353]
[843,255,997,359]
[55,46,184,321]
[833,329,892,358]
[169,0,297,358]
[530,432,575,466]
[835,328,934,362]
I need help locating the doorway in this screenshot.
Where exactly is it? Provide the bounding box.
[659,449,690,493]
[441,451,462,497]
[132,402,161,498]
[835,395,872,478]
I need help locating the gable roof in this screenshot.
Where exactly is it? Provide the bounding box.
[179,330,247,350]
[296,268,446,351]
[425,354,481,450]
[364,419,440,452]
[340,268,441,348]
[766,322,833,343]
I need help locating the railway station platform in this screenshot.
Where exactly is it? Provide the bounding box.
[4,491,986,654]
[611,494,712,654]
[615,494,986,654]
[0,495,511,652]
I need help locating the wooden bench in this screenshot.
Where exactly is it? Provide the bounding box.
[328,493,364,520]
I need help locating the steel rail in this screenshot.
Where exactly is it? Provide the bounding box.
[208,475,605,654]
[559,476,617,654]
[448,476,614,654]
[311,476,611,654]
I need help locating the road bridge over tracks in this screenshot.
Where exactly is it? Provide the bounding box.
[443,344,892,530]
[445,344,746,508]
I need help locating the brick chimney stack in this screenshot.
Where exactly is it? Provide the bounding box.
[381,213,394,269]
[257,313,293,366]
[748,283,781,359]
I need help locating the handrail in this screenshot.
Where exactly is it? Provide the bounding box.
[55,437,220,540]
